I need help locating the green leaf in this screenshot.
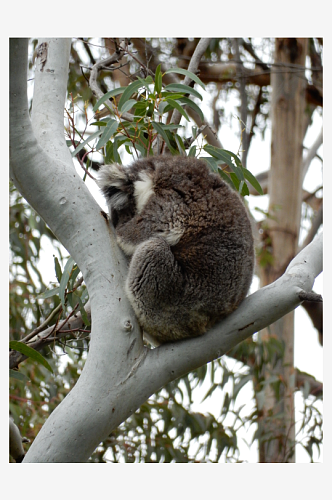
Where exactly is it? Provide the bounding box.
[10,369,29,382]
[178,97,204,122]
[92,87,127,112]
[220,149,242,168]
[59,256,75,308]
[118,80,145,112]
[174,134,186,154]
[165,98,190,121]
[95,119,119,150]
[76,295,90,326]
[9,341,53,373]
[68,264,81,291]
[218,168,237,189]
[72,130,103,157]
[38,286,60,299]
[155,64,162,94]
[199,156,219,173]
[164,83,202,101]
[54,256,62,283]
[137,75,154,88]
[188,145,196,157]
[113,135,121,163]
[90,117,114,127]
[105,141,114,163]
[202,383,218,402]
[233,374,252,402]
[160,92,187,100]
[80,288,89,304]
[161,124,184,130]
[165,68,205,89]
[238,180,249,196]
[241,167,264,195]
[133,101,149,117]
[228,173,249,195]
[146,102,155,117]
[151,121,177,154]
[120,99,138,115]
[203,145,245,181]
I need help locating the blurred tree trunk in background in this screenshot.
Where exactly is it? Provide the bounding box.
[259,38,308,463]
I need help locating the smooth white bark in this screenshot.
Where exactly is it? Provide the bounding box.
[10,39,323,463]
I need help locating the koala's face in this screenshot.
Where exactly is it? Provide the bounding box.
[114,166,192,255]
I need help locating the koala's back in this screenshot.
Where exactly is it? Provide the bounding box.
[98,156,254,344]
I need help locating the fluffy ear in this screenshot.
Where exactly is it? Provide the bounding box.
[97,164,133,211]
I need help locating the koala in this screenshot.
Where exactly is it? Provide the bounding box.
[98,156,254,345]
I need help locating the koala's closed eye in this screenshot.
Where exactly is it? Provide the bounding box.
[98,156,254,345]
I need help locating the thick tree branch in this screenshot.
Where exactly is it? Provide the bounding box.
[24,230,322,462]
[296,369,322,397]
[10,417,26,463]
[11,38,143,463]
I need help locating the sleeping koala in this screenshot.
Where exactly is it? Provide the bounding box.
[98,156,254,345]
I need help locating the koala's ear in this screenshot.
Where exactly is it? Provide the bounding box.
[97,164,133,211]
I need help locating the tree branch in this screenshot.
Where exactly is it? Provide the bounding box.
[89,39,134,122]
[302,127,323,181]
[248,126,323,196]
[23,230,322,462]
[11,38,143,463]
[232,39,249,168]
[171,37,211,126]
[9,302,91,369]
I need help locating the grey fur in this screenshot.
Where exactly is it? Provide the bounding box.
[98,156,254,345]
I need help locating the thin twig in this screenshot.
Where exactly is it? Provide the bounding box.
[22,303,63,343]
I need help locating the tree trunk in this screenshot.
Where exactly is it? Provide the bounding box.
[258,38,308,462]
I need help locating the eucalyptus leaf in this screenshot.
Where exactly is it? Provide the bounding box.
[96,119,119,150]
[165,68,205,89]
[92,87,127,112]
[174,134,186,154]
[178,97,205,122]
[203,145,244,181]
[59,256,75,308]
[118,80,144,112]
[199,156,219,173]
[241,167,264,195]
[165,98,190,121]
[38,286,60,299]
[164,83,203,101]
[155,64,162,94]
[76,295,90,327]
[9,341,53,373]
[217,168,237,189]
[10,369,30,382]
[151,121,177,154]
[188,145,196,157]
[72,130,103,157]
[54,256,62,283]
